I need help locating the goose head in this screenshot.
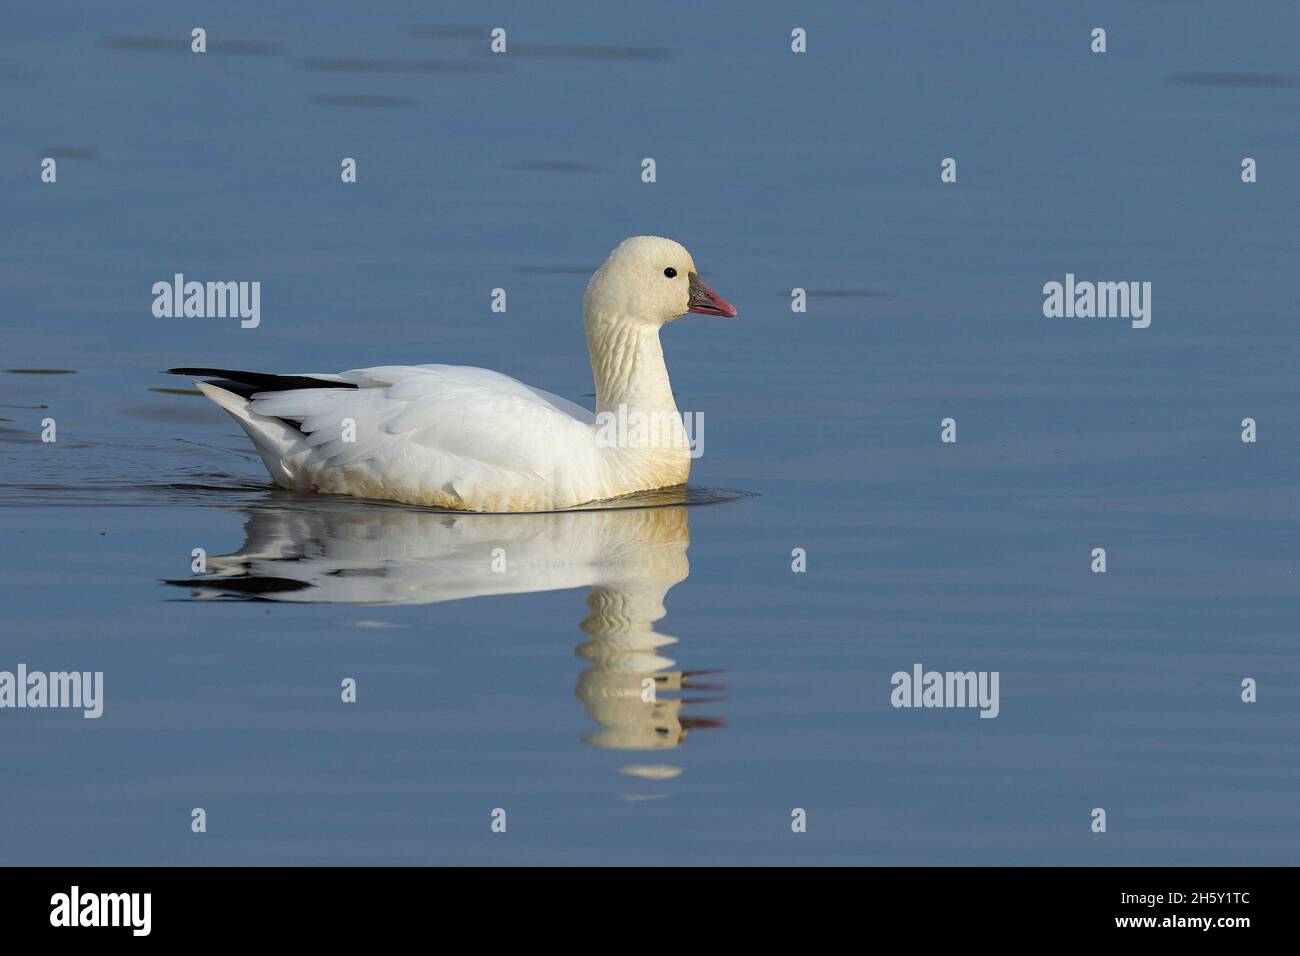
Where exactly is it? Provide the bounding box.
[584,236,737,329]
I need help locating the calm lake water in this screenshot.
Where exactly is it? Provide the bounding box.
[1,1,1298,865]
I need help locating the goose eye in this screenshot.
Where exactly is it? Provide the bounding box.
[663,267,677,278]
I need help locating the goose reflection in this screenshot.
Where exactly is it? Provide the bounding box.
[168,494,724,764]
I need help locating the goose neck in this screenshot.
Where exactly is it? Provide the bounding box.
[585,316,677,416]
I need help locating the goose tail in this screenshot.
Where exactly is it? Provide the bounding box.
[194,382,304,488]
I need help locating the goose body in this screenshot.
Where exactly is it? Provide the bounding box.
[173,237,736,512]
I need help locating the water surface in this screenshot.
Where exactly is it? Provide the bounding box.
[1,0,1298,865]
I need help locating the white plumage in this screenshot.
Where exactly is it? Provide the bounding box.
[179,236,737,512]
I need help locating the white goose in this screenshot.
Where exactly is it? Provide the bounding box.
[171,236,736,512]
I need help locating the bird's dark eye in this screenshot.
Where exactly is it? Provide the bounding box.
[663,267,677,278]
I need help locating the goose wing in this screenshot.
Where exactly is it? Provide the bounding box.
[245,364,599,508]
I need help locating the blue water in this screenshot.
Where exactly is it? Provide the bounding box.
[1,0,1297,865]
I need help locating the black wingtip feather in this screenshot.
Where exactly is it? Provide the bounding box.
[166,367,358,393]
